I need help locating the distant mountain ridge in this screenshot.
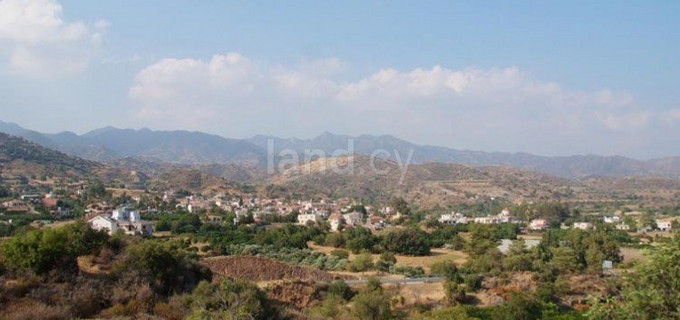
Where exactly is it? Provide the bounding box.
[0,121,264,166]
[1,120,679,179]
[246,132,680,179]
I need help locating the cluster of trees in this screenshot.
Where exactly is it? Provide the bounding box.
[0,222,213,319]
[1,221,108,274]
[587,235,680,320]
[154,213,202,234]
[309,278,392,320]
[324,226,443,256]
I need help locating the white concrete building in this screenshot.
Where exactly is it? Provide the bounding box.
[297,213,321,226]
[573,222,594,230]
[88,206,152,236]
[657,220,673,231]
[603,216,621,224]
[529,219,549,231]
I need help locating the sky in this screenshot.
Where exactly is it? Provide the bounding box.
[0,0,679,159]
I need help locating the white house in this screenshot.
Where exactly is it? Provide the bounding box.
[573,222,594,230]
[89,215,118,234]
[657,219,673,231]
[474,216,498,224]
[297,213,321,226]
[497,209,512,223]
[88,206,152,236]
[603,216,621,224]
[439,212,468,225]
[529,219,549,231]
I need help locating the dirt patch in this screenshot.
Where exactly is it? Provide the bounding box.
[562,274,609,308]
[266,280,327,308]
[202,256,352,282]
[484,272,536,300]
[391,282,445,305]
[620,247,645,263]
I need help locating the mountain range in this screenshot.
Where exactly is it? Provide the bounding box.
[1,120,679,179]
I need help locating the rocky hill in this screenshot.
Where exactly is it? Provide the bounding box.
[0,132,104,180]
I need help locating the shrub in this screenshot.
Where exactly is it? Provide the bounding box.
[349,253,374,272]
[351,289,392,320]
[111,240,211,295]
[0,221,108,274]
[330,249,350,260]
[188,279,277,320]
[430,260,460,282]
[327,279,354,301]
[444,281,467,305]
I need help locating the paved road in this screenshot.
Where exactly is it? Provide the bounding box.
[345,276,445,286]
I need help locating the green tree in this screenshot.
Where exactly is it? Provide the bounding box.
[382,228,431,256]
[491,292,541,320]
[0,221,108,274]
[351,289,393,320]
[587,236,680,320]
[549,246,580,273]
[503,239,534,272]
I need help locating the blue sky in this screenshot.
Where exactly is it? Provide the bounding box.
[0,0,679,158]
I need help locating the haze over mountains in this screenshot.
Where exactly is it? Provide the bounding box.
[1,120,679,179]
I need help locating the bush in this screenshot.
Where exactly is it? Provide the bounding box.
[330,249,350,260]
[325,233,347,248]
[444,281,467,305]
[389,265,425,277]
[379,252,396,263]
[111,240,211,295]
[351,289,392,320]
[430,260,460,282]
[462,273,483,292]
[327,279,354,301]
[0,221,108,274]
[349,253,374,272]
[188,279,277,320]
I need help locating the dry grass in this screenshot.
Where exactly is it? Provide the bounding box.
[620,247,645,263]
[390,282,445,305]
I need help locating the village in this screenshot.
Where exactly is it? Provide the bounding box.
[1,180,676,240]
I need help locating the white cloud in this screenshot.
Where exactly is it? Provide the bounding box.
[129,52,668,156]
[0,0,106,77]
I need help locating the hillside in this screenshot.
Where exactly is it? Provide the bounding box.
[0,132,104,180]
[260,155,574,206]
[260,155,680,208]
[149,168,243,195]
